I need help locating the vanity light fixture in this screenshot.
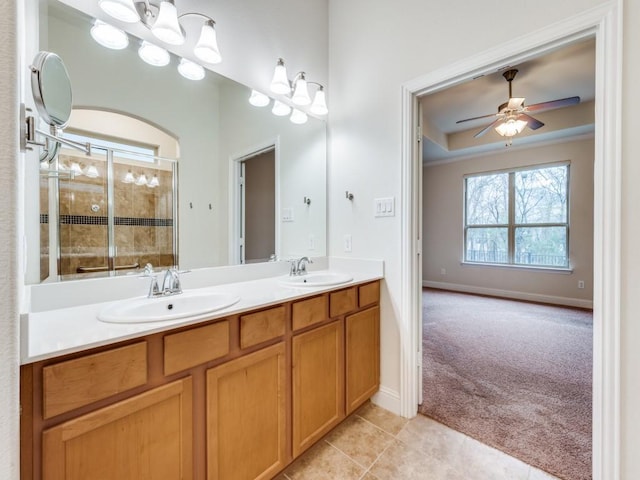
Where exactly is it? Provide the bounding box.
[270,59,291,95]
[98,0,140,23]
[85,165,100,178]
[135,173,148,186]
[268,58,328,117]
[98,0,222,64]
[290,109,308,125]
[70,162,84,176]
[177,58,205,80]
[90,19,129,50]
[272,100,292,117]
[291,73,311,106]
[123,170,135,183]
[249,90,270,107]
[148,174,160,188]
[309,86,328,116]
[138,40,170,66]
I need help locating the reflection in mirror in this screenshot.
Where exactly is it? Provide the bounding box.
[29,0,326,283]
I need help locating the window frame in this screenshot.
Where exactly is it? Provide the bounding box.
[463,161,571,269]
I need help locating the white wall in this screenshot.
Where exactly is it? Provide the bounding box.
[423,138,594,307]
[328,0,605,412]
[328,0,640,477]
[620,1,640,477]
[0,0,19,476]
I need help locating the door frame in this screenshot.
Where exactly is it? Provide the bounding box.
[229,138,280,265]
[400,3,622,479]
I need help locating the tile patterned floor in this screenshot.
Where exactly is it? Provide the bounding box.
[277,402,561,480]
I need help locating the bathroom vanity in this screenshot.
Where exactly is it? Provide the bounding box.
[20,273,381,480]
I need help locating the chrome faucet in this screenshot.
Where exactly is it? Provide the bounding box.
[161,268,182,296]
[290,256,313,276]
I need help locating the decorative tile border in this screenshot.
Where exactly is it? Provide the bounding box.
[58,215,173,227]
[40,214,49,224]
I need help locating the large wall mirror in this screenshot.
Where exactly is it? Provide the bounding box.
[28,0,327,284]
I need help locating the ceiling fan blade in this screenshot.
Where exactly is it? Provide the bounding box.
[518,113,544,130]
[474,118,503,138]
[456,112,500,124]
[507,97,525,110]
[526,96,580,112]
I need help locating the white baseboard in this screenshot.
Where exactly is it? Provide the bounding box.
[371,385,402,416]
[423,280,593,309]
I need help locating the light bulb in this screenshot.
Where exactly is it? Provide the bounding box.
[138,41,170,67]
[178,58,205,80]
[98,0,140,23]
[85,165,100,178]
[70,162,83,176]
[290,109,308,124]
[135,173,148,186]
[148,174,160,188]
[310,87,328,115]
[270,58,290,95]
[123,170,135,183]
[152,0,184,45]
[90,20,129,50]
[249,90,270,107]
[271,100,291,116]
[194,20,222,64]
[291,74,311,106]
[495,117,527,137]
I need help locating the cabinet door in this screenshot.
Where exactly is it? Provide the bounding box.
[345,306,380,414]
[42,377,193,480]
[206,343,287,480]
[292,320,344,458]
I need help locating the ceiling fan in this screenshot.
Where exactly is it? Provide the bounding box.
[456,68,580,138]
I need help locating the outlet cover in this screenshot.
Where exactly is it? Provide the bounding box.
[344,234,352,252]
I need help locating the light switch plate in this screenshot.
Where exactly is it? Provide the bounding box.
[282,207,294,222]
[375,197,395,217]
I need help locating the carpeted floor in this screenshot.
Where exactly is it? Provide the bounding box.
[418,288,593,480]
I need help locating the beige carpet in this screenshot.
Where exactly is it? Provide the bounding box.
[419,288,592,480]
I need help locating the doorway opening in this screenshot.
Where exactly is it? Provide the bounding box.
[234,146,276,264]
[400,6,622,480]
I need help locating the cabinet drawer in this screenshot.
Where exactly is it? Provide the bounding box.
[240,306,286,349]
[43,342,147,419]
[329,287,357,318]
[359,281,380,308]
[164,320,230,375]
[292,295,327,331]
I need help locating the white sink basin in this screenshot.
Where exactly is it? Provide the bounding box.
[98,290,240,324]
[279,271,353,287]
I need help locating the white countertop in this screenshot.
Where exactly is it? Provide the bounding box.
[21,266,383,364]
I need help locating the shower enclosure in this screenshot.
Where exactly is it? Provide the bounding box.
[44,139,177,279]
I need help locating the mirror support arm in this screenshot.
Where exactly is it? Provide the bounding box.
[23,106,91,163]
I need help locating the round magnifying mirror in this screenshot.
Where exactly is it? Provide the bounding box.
[30,51,73,128]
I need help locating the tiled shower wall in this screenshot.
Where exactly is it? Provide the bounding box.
[57,153,174,276]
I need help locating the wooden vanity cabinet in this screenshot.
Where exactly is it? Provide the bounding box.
[21,280,381,480]
[42,377,193,480]
[345,306,380,414]
[206,343,287,480]
[292,320,344,457]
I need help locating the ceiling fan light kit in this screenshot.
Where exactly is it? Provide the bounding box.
[456,68,580,145]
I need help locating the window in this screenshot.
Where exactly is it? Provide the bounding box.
[464,163,569,268]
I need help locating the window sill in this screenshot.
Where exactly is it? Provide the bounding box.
[460,261,573,274]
